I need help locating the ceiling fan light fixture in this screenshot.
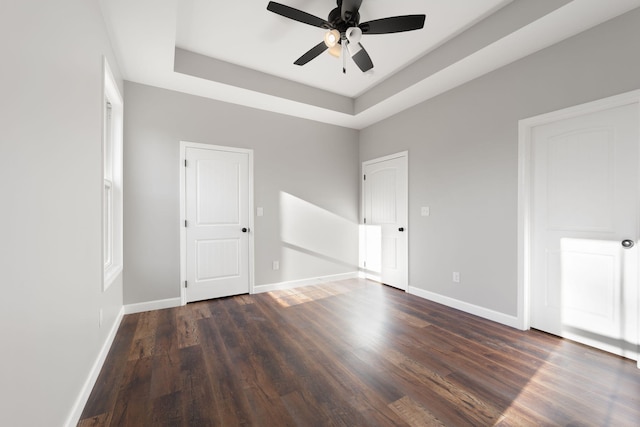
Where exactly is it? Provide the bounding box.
[345,26,362,44]
[324,29,340,48]
[328,43,342,58]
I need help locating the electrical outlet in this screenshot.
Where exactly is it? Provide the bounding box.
[453,272,460,283]
[257,207,264,217]
[273,261,279,270]
[421,206,430,216]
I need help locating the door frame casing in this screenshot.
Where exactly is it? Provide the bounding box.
[517,90,640,354]
[361,151,409,291]
[179,141,255,305]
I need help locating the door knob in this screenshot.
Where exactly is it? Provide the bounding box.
[242,227,249,233]
[398,227,405,232]
[621,239,634,249]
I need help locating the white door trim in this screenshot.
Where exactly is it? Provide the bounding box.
[517,90,640,344]
[179,141,255,305]
[361,151,409,290]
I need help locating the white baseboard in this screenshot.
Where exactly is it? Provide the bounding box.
[124,297,182,314]
[253,272,359,294]
[407,286,520,329]
[65,306,125,427]
[360,271,381,282]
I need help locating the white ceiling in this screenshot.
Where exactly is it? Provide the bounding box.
[175,0,510,98]
[100,0,640,129]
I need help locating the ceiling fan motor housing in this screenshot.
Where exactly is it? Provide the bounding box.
[328,7,359,33]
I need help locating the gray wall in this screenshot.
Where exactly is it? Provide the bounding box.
[2,4,638,424]
[0,1,124,426]
[123,83,360,304]
[360,9,640,317]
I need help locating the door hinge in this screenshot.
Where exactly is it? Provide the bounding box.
[184,159,188,167]
[363,174,366,181]
[184,220,188,227]
[185,280,188,288]
[364,261,367,268]
[364,217,367,224]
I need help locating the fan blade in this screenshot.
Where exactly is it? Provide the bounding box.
[348,42,374,72]
[294,41,329,66]
[359,15,426,34]
[341,0,363,22]
[267,2,331,29]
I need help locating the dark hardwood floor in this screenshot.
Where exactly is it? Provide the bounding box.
[79,279,640,426]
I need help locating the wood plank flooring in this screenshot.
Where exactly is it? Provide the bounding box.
[79,279,640,426]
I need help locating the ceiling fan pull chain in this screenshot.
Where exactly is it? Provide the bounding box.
[342,41,347,74]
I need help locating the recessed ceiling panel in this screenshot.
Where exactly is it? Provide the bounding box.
[176,0,512,97]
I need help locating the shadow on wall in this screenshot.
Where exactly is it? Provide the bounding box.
[279,191,358,275]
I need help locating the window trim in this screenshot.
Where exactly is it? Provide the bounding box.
[103,58,123,290]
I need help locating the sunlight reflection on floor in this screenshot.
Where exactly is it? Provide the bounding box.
[268,278,367,308]
[494,338,635,426]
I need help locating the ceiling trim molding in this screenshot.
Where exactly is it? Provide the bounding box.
[174,48,355,115]
[100,0,640,129]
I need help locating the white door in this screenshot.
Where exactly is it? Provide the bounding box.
[530,103,639,360]
[363,153,408,290]
[183,145,252,303]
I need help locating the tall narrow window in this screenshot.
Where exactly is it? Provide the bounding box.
[103,59,123,290]
[104,101,113,269]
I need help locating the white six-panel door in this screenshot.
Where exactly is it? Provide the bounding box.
[530,102,639,360]
[182,144,252,303]
[363,153,408,290]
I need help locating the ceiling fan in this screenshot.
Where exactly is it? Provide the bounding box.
[266,0,426,73]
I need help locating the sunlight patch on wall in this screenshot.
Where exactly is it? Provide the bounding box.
[279,191,357,277]
[360,224,382,279]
